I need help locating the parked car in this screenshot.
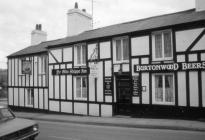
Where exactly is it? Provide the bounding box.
[0,105,39,140]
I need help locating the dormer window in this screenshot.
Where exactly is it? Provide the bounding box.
[152,30,173,61]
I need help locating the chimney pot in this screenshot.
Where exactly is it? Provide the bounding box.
[75,2,78,9]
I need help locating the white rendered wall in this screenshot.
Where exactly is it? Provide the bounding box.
[67,10,92,36]
[50,49,62,63]
[196,0,205,11]
[49,65,53,99]
[19,88,24,107]
[105,61,112,77]
[34,89,38,108]
[88,43,97,60]
[54,65,59,99]
[63,47,72,62]
[14,88,18,106]
[202,71,205,107]
[178,72,187,106]
[66,75,73,100]
[39,89,44,109]
[192,34,205,51]
[141,73,149,104]
[74,103,87,115]
[60,65,66,100]
[8,88,13,105]
[50,101,60,112]
[131,36,149,56]
[100,42,111,59]
[97,62,103,102]
[89,104,99,116]
[189,72,199,107]
[44,89,48,109]
[101,105,112,117]
[176,28,204,52]
[61,102,72,113]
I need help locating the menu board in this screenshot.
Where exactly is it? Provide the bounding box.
[132,76,140,96]
[104,77,112,94]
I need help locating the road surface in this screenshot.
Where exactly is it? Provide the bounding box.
[36,120,205,140]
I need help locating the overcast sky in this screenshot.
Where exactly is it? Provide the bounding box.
[0,0,195,69]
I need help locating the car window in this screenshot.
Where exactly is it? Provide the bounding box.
[0,108,15,121]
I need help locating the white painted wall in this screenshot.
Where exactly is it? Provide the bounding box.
[8,59,11,86]
[176,28,204,52]
[188,54,198,62]
[132,97,140,104]
[177,55,185,62]
[61,102,72,113]
[50,49,62,63]
[63,47,72,62]
[189,72,199,107]
[196,0,205,12]
[74,103,87,115]
[192,34,205,51]
[142,73,149,104]
[201,53,205,60]
[34,89,38,108]
[54,65,59,99]
[88,43,97,60]
[100,42,111,59]
[67,75,73,100]
[178,72,187,106]
[202,71,205,107]
[19,88,24,107]
[101,105,112,117]
[49,101,60,112]
[39,89,44,109]
[8,88,13,105]
[105,61,112,77]
[89,76,95,101]
[131,36,149,56]
[60,65,66,100]
[89,104,99,116]
[105,96,112,103]
[97,62,103,102]
[44,89,48,109]
[14,88,18,106]
[49,66,53,99]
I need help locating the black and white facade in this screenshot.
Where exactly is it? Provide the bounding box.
[7,0,205,118]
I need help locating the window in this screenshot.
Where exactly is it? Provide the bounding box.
[114,37,129,62]
[152,30,173,61]
[153,74,174,105]
[40,55,47,74]
[27,89,34,106]
[75,44,86,66]
[75,77,87,99]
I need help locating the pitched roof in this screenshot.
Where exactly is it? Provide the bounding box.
[8,9,205,57]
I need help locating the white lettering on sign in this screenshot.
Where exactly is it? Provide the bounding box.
[134,61,205,72]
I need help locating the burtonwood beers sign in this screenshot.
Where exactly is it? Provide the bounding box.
[134,61,205,72]
[52,68,89,75]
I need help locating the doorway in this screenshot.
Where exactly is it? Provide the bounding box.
[115,74,132,115]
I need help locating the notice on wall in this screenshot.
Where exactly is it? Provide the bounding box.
[132,76,140,96]
[22,60,32,75]
[52,68,89,75]
[104,77,112,94]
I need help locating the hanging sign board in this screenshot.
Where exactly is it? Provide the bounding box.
[90,63,99,78]
[132,76,140,96]
[22,60,32,74]
[134,61,205,72]
[52,68,89,75]
[104,77,112,94]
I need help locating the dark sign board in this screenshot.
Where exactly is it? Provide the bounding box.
[52,68,90,75]
[22,60,32,75]
[132,76,140,96]
[104,77,112,94]
[134,61,205,72]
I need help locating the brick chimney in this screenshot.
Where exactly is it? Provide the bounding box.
[196,0,205,12]
[67,2,92,36]
[31,24,47,45]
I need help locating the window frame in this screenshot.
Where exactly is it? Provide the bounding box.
[74,44,86,66]
[26,88,34,106]
[113,36,129,63]
[152,73,175,105]
[74,76,87,100]
[152,30,173,61]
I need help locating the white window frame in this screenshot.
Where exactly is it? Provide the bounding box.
[74,76,87,100]
[152,30,173,61]
[74,44,86,66]
[26,88,34,106]
[152,73,175,105]
[39,55,47,74]
[113,37,129,63]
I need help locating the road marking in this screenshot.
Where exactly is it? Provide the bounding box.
[49,135,81,140]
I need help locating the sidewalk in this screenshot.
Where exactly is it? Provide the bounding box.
[14,111,205,132]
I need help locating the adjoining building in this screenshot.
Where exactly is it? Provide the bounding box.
[7,0,205,118]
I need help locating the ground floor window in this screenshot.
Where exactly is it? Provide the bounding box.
[75,76,87,99]
[27,88,34,106]
[152,73,175,105]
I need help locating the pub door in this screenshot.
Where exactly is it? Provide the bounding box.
[115,74,132,115]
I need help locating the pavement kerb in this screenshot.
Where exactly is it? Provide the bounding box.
[16,115,205,132]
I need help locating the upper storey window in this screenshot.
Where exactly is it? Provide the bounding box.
[152,30,173,61]
[113,37,129,63]
[74,44,86,66]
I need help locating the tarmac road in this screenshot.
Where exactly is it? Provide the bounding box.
[36,120,205,140]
